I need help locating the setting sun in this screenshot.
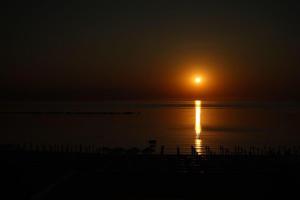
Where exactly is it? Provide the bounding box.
[195,76,203,85]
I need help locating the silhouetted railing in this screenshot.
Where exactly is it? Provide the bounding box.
[2,143,300,158]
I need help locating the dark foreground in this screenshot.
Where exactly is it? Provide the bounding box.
[1,147,300,199]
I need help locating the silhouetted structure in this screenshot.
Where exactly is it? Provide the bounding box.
[2,143,300,199]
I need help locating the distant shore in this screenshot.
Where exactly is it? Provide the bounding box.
[0,111,140,115]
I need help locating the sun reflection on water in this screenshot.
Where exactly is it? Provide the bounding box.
[195,100,203,154]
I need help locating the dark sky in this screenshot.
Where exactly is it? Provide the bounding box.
[1,1,300,101]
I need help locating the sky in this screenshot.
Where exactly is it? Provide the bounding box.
[1,1,300,101]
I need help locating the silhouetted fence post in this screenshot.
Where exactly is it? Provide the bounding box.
[79,144,82,153]
[177,146,180,156]
[22,143,27,152]
[92,145,95,153]
[66,144,69,153]
[191,146,196,156]
[16,144,20,151]
[96,146,101,155]
[160,145,165,155]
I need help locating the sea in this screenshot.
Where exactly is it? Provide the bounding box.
[1,100,300,154]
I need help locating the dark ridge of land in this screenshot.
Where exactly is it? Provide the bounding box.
[1,144,300,199]
[0,111,140,115]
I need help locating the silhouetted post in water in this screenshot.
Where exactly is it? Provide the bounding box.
[160,145,165,155]
[191,146,195,156]
[147,140,157,154]
[79,144,82,153]
[21,144,25,151]
[248,146,252,156]
[149,140,157,148]
[22,143,27,151]
[263,146,267,155]
[225,148,230,156]
[219,145,224,155]
[35,144,40,152]
[205,146,209,156]
[278,146,282,156]
[177,146,180,156]
[96,147,101,155]
[234,145,239,155]
[95,146,98,154]
[293,146,297,155]
[16,144,20,151]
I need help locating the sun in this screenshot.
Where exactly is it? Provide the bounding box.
[194,76,203,85]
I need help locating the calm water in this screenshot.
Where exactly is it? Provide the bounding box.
[1,101,300,154]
